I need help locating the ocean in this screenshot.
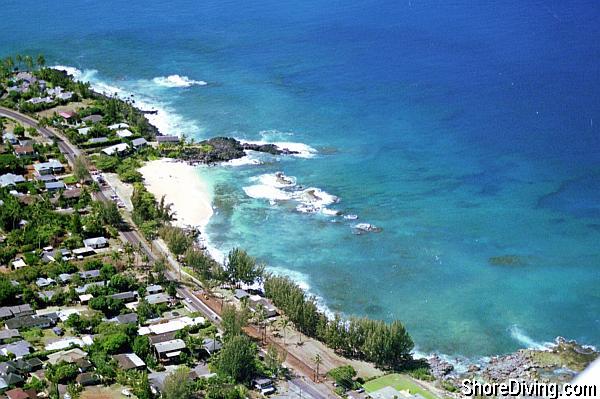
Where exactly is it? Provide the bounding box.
[2,0,599,359]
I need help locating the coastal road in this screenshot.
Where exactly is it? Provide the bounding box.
[2,106,335,398]
[0,106,81,164]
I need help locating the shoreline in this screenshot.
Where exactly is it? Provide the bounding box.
[138,158,214,232]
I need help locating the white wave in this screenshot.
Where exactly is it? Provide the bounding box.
[294,187,338,207]
[243,184,292,201]
[240,139,317,158]
[51,65,202,138]
[508,325,553,350]
[321,208,341,216]
[223,154,263,167]
[412,348,470,374]
[251,172,297,188]
[344,214,359,220]
[152,74,207,88]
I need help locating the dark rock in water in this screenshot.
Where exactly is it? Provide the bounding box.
[428,355,454,378]
[488,254,527,266]
[172,137,298,164]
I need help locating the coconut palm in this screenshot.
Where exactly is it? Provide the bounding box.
[313,354,322,382]
[36,54,45,69]
[24,55,33,71]
[280,319,291,346]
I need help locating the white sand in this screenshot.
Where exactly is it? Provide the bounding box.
[138,159,213,230]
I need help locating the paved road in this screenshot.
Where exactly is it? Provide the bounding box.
[1,106,335,398]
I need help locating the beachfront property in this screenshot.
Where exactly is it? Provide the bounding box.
[115,129,133,138]
[131,137,148,148]
[155,135,180,144]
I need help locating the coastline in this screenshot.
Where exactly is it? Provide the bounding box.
[138,158,214,231]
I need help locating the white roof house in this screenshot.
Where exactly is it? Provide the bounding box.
[102,143,130,156]
[138,316,205,336]
[82,237,108,248]
[131,138,148,148]
[0,173,26,188]
[12,258,27,270]
[33,159,63,174]
[115,129,133,138]
[78,127,91,136]
[108,123,129,130]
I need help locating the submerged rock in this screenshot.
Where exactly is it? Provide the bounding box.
[488,254,527,266]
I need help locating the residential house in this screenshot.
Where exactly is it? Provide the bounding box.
[77,127,91,136]
[234,289,249,300]
[0,174,25,188]
[5,316,54,330]
[6,305,33,318]
[156,135,180,144]
[62,188,83,201]
[115,129,133,138]
[110,313,138,325]
[82,237,108,249]
[35,277,55,288]
[101,143,130,156]
[0,330,20,343]
[82,115,103,123]
[75,281,106,294]
[58,273,73,284]
[45,181,65,192]
[47,348,88,365]
[131,137,147,149]
[75,372,100,387]
[107,123,129,130]
[202,338,222,356]
[12,145,34,158]
[72,247,96,258]
[78,269,100,279]
[88,137,108,145]
[146,285,163,295]
[153,339,186,363]
[248,295,278,318]
[109,292,137,303]
[33,159,63,175]
[112,353,146,371]
[58,111,76,121]
[10,259,26,271]
[5,388,36,399]
[144,293,171,306]
[2,133,18,145]
[0,341,32,359]
[78,294,93,305]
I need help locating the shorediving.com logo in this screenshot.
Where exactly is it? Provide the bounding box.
[462,379,598,398]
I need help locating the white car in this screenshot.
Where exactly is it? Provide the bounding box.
[121,389,131,397]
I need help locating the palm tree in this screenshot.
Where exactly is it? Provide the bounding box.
[313,354,322,382]
[280,319,291,346]
[24,55,33,71]
[124,243,135,269]
[15,54,22,70]
[4,57,14,72]
[36,54,46,69]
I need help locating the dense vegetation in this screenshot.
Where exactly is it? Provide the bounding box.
[265,275,414,369]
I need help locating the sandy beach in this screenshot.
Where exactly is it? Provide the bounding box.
[139,159,213,230]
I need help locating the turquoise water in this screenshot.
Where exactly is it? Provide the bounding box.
[2,0,599,358]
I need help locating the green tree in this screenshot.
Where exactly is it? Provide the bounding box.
[133,335,152,360]
[213,334,257,383]
[221,304,248,339]
[162,366,192,399]
[0,277,20,305]
[36,54,46,68]
[225,248,264,287]
[73,156,90,183]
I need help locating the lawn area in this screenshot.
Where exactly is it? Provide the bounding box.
[364,374,439,399]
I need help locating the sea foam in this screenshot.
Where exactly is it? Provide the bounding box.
[152,74,207,88]
[508,325,553,350]
[51,65,202,138]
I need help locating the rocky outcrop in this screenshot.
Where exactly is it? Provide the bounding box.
[428,355,454,378]
[172,137,298,164]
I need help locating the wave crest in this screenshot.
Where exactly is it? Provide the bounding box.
[152,74,207,88]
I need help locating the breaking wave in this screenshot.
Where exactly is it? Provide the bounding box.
[152,74,207,88]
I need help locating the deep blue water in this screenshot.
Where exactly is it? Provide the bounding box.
[2,0,599,357]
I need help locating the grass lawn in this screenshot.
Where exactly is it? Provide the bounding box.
[364,374,439,399]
